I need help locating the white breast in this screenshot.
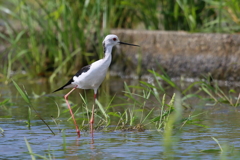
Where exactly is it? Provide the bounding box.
[72,57,111,90]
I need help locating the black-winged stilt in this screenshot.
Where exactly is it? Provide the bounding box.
[53,34,139,137]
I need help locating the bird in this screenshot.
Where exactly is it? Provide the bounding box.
[53,34,139,137]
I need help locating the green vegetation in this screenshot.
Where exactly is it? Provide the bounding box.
[25,137,55,160]
[18,72,240,159]
[12,79,55,134]
[11,69,240,133]
[6,67,239,160]
[0,1,240,159]
[0,0,239,80]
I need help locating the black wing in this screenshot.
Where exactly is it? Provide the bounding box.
[75,64,91,77]
[53,64,91,93]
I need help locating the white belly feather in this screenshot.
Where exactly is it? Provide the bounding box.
[72,58,110,90]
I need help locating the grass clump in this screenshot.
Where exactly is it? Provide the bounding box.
[200,82,240,107]
[11,66,239,135]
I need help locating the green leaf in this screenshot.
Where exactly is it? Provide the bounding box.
[12,80,30,104]
[96,100,109,120]
[0,115,12,118]
[140,81,157,89]
[182,94,201,101]
[141,108,155,124]
[212,137,223,152]
[24,138,36,160]
[108,112,121,118]
[182,81,203,94]
[148,70,176,88]
[189,123,209,128]
[151,116,161,122]
[200,149,221,153]
[128,85,146,90]
[229,89,236,93]
[0,99,9,105]
[62,104,77,113]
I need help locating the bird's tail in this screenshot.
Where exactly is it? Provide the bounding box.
[52,87,64,93]
[52,78,74,93]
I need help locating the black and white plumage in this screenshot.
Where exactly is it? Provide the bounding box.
[53,34,139,138]
[53,65,91,92]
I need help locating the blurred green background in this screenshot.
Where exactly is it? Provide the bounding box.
[0,0,239,82]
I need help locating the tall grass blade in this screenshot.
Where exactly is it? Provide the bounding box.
[201,85,217,102]
[96,99,109,121]
[24,137,36,160]
[212,137,223,153]
[27,106,31,129]
[12,80,30,104]
[235,93,240,107]
[12,80,55,135]
[141,108,154,124]
[148,70,178,89]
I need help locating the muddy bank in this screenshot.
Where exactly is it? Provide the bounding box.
[111,29,240,81]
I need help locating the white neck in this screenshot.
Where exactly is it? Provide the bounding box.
[103,45,113,66]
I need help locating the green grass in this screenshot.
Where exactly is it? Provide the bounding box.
[25,137,55,160]
[13,68,240,134]
[12,77,203,134]
[7,68,240,159]
[0,0,111,81]
[1,1,239,158]
[0,0,239,81]
[11,66,240,135]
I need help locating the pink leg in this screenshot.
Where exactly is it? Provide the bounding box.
[90,92,97,138]
[64,86,80,137]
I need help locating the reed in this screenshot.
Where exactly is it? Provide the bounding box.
[0,0,239,81]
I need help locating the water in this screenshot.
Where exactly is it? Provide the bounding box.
[2,116,240,160]
[1,78,240,159]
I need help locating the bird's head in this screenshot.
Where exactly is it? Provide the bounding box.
[102,34,139,48]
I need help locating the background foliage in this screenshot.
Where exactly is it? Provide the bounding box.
[0,0,239,81]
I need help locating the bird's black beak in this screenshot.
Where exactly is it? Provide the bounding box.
[119,41,140,47]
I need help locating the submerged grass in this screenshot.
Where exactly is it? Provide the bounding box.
[25,138,36,160]
[25,137,55,160]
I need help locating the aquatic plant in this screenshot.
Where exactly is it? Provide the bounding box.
[25,137,55,160]
[0,127,4,136]
[201,82,240,107]
[12,80,55,135]
[0,98,14,118]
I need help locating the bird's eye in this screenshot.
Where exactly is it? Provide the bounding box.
[113,38,117,41]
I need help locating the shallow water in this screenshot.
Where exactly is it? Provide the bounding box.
[2,115,240,160]
[1,78,240,159]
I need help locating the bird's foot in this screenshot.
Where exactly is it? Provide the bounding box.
[76,129,80,138]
